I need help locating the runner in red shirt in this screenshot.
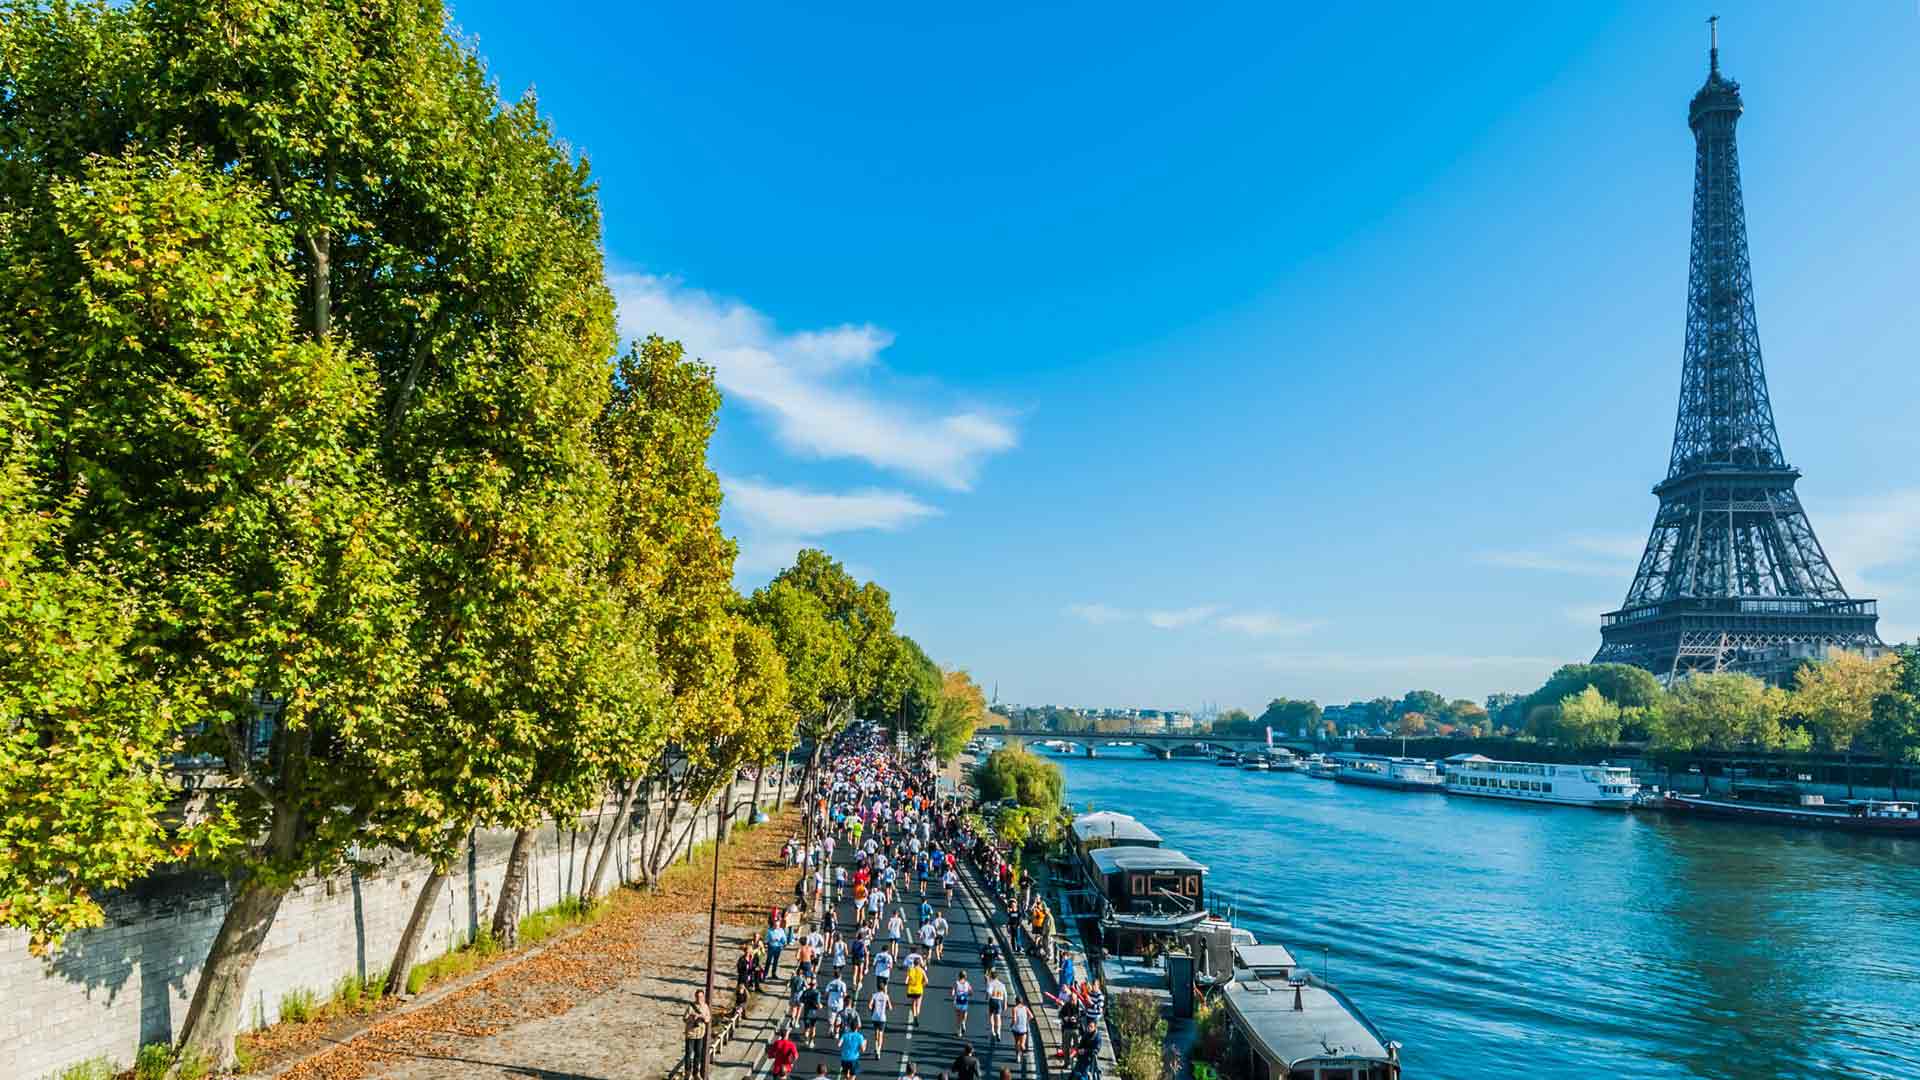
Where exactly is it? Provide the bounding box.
[767,1028,800,1079]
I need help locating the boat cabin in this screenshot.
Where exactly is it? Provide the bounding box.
[1087,845,1208,955]
[1072,811,1164,852]
[1221,967,1401,1080]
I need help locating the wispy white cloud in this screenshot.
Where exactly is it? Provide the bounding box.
[1216,612,1321,637]
[1064,604,1320,637]
[614,273,1016,489]
[1476,531,1644,578]
[724,476,938,537]
[1812,489,1920,642]
[1065,603,1129,625]
[1145,605,1223,630]
[721,477,938,582]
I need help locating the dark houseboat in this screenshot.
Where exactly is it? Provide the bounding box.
[1663,792,1920,833]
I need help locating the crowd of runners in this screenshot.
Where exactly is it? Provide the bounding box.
[684,725,1106,1080]
[741,728,1039,1080]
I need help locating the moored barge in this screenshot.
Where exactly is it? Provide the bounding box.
[1663,792,1920,833]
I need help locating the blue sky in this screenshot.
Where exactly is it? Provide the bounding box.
[447,1,1920,711]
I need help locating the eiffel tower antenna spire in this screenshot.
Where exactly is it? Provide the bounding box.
[1594,34,1884,683]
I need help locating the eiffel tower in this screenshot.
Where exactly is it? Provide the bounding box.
[1595,20,1883,683]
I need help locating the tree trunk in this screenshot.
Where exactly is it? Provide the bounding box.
[774,745,790,811]
[491,827,537,946]
[1845,752,1855,798]
[681,801,704,864]
[578,813,604,899]
[749,767,766,825]
[387,868,449,997]
[176,877,291,1068]
[649,790,685,883]
[587,777,645,901]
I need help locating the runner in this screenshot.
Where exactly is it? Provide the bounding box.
[837,1023,866,1079]
[951,969,973,1036]
[787,969,808,1028]
[985,972,1009,1041]
[886,908,906,959]
[800,977,824,1046]
[1010,998,1033,1060]
[768,1027,800,1080]
[933,911,950,962]
[871,946,893,996]
[903,953,927,1021]
[825,975,850,1036]
[867,984,892,1057]
[943,866,959,905]
[849,930,869,988]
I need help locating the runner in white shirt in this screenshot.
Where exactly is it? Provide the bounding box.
[932,913,950,962]
[886,911,906,959]
[1010,999,1033,1057]
[867,987,892,1056]
[825,977,850,1035]
[918,919,937,954]
[985,974,1008,1040]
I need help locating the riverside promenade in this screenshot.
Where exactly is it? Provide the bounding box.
[246,812,804,1080]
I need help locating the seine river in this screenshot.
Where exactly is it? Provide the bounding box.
[1047,751,1920,1080]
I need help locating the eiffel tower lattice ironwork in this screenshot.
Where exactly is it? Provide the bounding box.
[1594,21,1883,681]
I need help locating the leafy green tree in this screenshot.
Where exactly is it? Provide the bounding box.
[928,669,987,764]
[1256,698,1322,736]
[897,637,946,737]
[764,549,902,774]
[0,392,183,955]
[748,576,853,786]
[1398,690,1447,719]
[1211,708,1254,735]
[1865,644,1920,799]
[1652,672,1777,752]
[0,133,421,1059]
[1792,650,1902,797]
[724,613,793,834]
[567,336,736,901]
[2,0,626,1060]
[1556,686,1622,747]
[974,747,1064,810]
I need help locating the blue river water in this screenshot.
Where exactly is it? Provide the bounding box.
[1047,750,1920,1080]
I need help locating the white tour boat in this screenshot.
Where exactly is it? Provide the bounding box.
[1443,755,1640,809]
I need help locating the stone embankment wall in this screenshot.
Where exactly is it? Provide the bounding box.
[2,778,788,1080]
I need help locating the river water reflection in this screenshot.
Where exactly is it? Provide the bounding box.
[1048,751,1920,1079]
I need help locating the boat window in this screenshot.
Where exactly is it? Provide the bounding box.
[1544,783,1553,793]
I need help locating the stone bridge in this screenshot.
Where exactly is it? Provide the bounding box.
[988,730,1319,758]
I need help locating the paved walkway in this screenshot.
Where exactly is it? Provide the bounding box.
[272,812,803,1080]
[717,820,1040,1080]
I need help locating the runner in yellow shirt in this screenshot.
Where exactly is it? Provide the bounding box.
[904,960,928,1024]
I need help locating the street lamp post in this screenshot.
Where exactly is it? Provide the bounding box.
[702,787,727,1080]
